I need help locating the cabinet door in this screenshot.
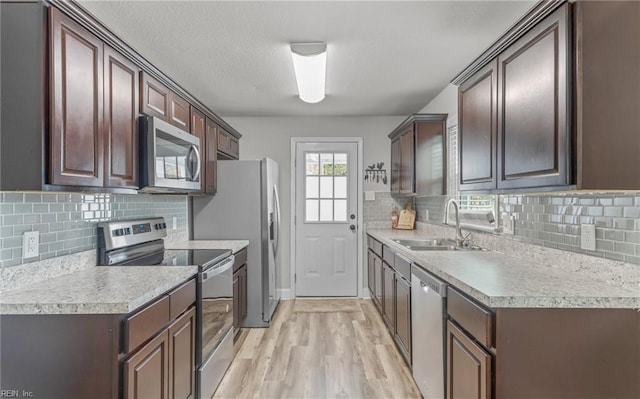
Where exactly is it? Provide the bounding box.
[168,308,195,399]
[233,270,240,331]
[415,120,446,196]
[124,330,170,399]
[50,8,104,187]
[169,93,190,131]
[382,262,395,332]
[140,72,170,120]
[104,46,139,188]
[240,265,248,321]
[395,275,411,363]
[447,320,492,399]
[497,5,570,189]
[374,255,383,308]
[399,128,415,194]
[458,60,497,191]
[390,138,401,193]
[190,107,206,192]
[367,250,376,302]
[204,118,218,194]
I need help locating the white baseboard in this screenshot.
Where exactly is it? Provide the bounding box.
[277,289,292,300]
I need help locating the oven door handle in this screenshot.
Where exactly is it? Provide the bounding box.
[201,255,235,282]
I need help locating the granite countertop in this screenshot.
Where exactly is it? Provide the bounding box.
[367,229,640,309]
[165,240,249,254]
[0,266,198,315]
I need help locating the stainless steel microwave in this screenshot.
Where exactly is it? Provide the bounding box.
[139,115,201,193]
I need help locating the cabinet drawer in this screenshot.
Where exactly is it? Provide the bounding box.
[169,278,196,320]
[393,253,411,282]
[124,295,170,353]
[447,288,494,348]
[382,245,395,267]
[233,248,247,272]
[367,235,382,257]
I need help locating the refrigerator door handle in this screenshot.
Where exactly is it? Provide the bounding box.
[272,185,281,257]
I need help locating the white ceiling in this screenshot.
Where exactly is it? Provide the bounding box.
[79,0,535,117]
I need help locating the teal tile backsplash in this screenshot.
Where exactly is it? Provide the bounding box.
[0,192,187,267]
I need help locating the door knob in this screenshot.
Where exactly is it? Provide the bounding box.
[350,225,356,231]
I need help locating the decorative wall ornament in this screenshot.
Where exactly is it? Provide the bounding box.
[364,162,387,184]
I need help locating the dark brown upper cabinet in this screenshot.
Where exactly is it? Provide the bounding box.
[390,138,401,193]
[190,107,218,195]
[497,5,570,190]
[141,72,190,131]
[217,128,239,160]
[189,107,206,193]
[204,118,219,194]
[169,93,190,132]
[455,1,640,192]
[574,0,640,189]
[388,114,447,196]
[50,8,104,187]
[459,60,497,191]
[140,72,170,121]
[104,46,140,189]
[459,5,570,192]
[50,8,141,190]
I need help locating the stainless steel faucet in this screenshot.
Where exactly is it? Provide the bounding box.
[443,198,470,247]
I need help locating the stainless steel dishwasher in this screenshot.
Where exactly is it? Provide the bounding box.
[411,264,447,399]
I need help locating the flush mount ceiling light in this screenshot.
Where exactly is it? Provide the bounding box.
[290,42,327,104]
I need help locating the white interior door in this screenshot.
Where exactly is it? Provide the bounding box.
[295,141,358,296]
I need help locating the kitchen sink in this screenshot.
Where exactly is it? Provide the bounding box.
[392,238,485,251]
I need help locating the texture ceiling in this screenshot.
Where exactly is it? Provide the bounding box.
[78,0,535,117]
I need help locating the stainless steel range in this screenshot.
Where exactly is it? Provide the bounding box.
[97,217,234,399]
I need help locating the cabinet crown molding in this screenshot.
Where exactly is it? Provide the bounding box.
[388,113,448,139]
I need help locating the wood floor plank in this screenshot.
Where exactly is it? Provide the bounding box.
[214,298,420,399]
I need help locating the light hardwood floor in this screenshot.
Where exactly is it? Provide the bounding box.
[213,298,421,399]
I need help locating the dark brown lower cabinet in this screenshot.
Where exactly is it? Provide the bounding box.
[382,262,395,331]
[394,275,411,363]
[169,308,196,399]
[447,320,492,399]
[374,254,383,309]
[124,307,196,399]
[124,328,170,399]
[233,263,248,332]
[367,250,376,304]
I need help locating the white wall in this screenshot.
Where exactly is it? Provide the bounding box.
[418,83,459,126]
[225,116,405,290]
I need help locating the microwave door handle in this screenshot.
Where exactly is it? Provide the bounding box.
[189,144,201,181]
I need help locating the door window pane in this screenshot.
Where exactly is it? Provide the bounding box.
[334,153,348,175]
[303,151,350,223]
[334,200,347,221]
[306,153,319,175]
[306,176,319,198]
[320,176,333,198]
[320,200,333,221]
[306,200,319,222]
[320,153,334,175]
[334,176,347,198]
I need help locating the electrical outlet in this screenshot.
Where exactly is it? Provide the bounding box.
[172,216,178,230]
[364,191,376,201]
[581,224,596,251]
[23,231,39,259]
[501,213,514,235]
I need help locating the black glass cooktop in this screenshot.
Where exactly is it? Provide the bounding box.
[119,248,232,271]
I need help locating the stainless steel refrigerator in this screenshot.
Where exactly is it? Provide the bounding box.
[191,158,281,327]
